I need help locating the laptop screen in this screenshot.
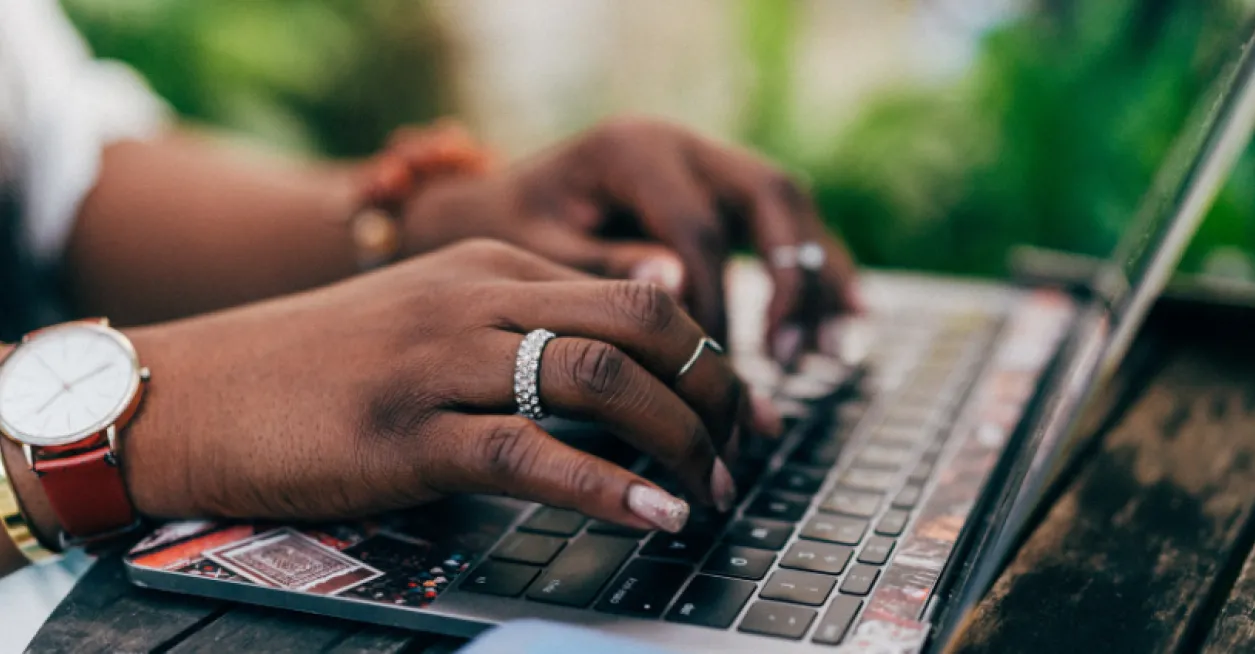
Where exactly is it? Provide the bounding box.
[1096,30,1255,370]
[944,25,1255,641]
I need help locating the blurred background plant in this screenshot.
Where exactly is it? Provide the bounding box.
[61,0,1255,279]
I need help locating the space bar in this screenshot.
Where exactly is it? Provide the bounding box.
[526,534,638,607]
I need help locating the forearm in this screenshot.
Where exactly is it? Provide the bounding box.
[64,132,363,325]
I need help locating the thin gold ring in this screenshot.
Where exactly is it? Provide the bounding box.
[0,446,55,563]
[677,337,724,380]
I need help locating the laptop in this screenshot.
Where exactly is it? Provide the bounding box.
[124,27,1255,653]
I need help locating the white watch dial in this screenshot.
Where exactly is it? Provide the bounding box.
[0,324,141,447]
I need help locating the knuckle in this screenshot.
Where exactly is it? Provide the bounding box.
[478,418,542,483]
[454,238,525,266]
[563,457,608,501]
[569,340,628,397]
[587,116,673,152]
[611,280,676,334]
[764,170,810,212]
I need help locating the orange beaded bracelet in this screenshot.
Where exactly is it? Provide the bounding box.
[349,120,495,270]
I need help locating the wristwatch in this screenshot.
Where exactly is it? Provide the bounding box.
[0,319,147,548]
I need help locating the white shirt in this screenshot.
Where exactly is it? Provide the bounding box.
[0,0,167,267]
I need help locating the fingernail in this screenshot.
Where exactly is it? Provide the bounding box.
[710,458,738,513]
[631,256,684,295]
[772,324,804,366]
[627,484,690,533]
[751,391,784,438]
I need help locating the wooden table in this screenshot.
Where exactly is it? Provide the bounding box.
[27,296,1255,653]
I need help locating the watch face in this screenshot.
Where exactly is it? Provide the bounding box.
[0,324,141,447]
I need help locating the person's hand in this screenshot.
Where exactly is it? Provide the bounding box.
[122,240,780,534]
[400,117,862,363]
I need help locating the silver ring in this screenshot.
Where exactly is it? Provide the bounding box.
[515,329,557,420]
[769,241,825,271]
[677,337,724,380]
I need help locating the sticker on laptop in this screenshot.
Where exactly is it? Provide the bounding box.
[207,527,384,595]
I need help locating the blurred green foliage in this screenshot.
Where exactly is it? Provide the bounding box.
[773,0,1255,277]
[64,0,1255,278]
[62,0,449,156]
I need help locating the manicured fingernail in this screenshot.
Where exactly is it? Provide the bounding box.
[751,391,784,438]
[772,324,804,366]
[627,484,690,533]
[711,458,738,513]
[631,256,684,295]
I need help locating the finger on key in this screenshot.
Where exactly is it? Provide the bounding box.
[430,414,690,533]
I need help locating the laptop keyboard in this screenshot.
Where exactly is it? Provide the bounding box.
[460,308,1002,644]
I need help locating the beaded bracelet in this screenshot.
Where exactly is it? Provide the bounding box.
[348,120,495,270]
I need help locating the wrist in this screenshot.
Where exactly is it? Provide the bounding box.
[115,326,199,520]
[0,345,60,549]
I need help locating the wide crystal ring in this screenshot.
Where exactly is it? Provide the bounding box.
[770,241,826,271]
[515,329,557,420]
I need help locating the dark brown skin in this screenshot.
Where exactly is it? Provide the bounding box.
[3,117,854,577]
[69,119,858,358]
[2,240,772,576]
[404,118,862,353]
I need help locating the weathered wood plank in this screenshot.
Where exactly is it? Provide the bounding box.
[325,626,434,654]
[25,556,224,654]
[164,606,360,653]
[1202,542,1255,653]
[950,328,1255,653]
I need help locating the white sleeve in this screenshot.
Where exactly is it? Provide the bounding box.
[0,0,170,267]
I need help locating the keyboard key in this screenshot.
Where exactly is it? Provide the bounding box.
[746,492,809,522]
[892,484,923,509]
[820,489,881,518]
[791,436,843,467]
[812,596,863,645]
[738,601,816,640]
[527,535,636,607]
[725,519,794,551]
[839,564,880,596]
[838,469,898,492]
[876,509,910,536]
[702,545,776,580]
[520,508,587,536]
[801,515,867,545]
[780,541,851,575]
[771,466,827,495]
[595,559,691,618]
[729,458,767,490]
[491,532,566,566]
[871,424,923,445]
[666,575,756,629]
[461,560,541,598]
[685,506,730,533]
[587,521,650,538]
[858,536,895,565]
[855,443,913,470]
[908,459,935,483]
[760,569,836,606]
[640,531,715,563]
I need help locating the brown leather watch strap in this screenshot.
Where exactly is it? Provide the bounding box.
[35,446,137,544]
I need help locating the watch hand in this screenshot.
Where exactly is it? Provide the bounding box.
[35,389,66,415]
[65,362,114,390]
[31,353,70,387]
